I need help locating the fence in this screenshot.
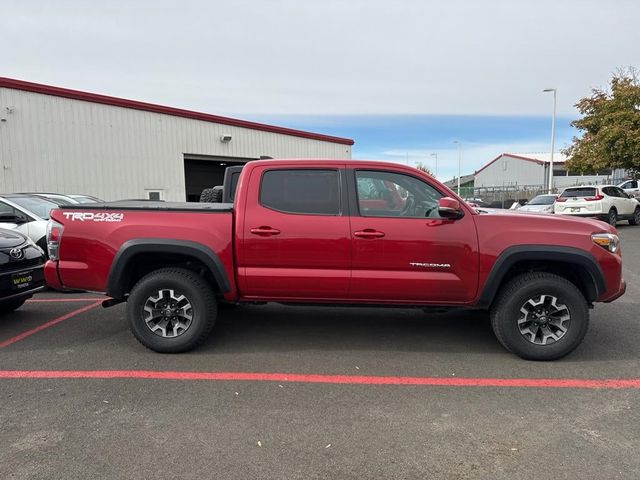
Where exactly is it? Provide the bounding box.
[467,175,626,209]
[469,185,547,209]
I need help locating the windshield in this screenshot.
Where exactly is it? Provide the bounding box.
[44,196,74,205]
[560,187,597,198]
[70,195,101,203]
[7,196,58,219]
[527,195,556,205]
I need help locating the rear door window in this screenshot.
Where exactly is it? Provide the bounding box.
[615,187,630,198]
[260,169,341,215]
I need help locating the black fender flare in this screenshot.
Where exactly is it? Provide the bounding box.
[106,239,231,299]
[477,245,606,307]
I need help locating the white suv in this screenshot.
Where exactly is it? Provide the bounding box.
[618,179,640,198]
[554,185,640,227]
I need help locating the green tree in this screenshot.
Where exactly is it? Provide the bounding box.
[564,68,640,178]
[415,162,434,176]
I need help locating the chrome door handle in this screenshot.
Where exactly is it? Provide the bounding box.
[250,226,281,236]
[354,230,385,238]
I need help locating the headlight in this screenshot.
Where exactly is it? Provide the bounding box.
[592,233,620,253]
[25,237,44,254]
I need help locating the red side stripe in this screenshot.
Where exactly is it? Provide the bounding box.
[26,298,105,303]
[0,301,102,348]
[0,370,638,389]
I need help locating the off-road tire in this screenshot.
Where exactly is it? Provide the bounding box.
[127,268,217,353]
[628,207,640,226]
[490,272,589,361]
[0,298,27,314]
[200,186,223,203]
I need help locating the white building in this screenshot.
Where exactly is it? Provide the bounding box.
[0,77,353,201]
[474,153,620,190]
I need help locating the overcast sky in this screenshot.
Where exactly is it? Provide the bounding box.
[2,0,638,179]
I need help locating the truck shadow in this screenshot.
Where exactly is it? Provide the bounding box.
[203,304,502,355]
[200,303,639,363]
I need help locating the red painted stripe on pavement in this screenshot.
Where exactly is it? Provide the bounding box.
[0,370,638,389]
[0,301,102,348]
[26,298,105,303]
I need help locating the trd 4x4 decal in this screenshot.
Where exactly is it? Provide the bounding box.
[62,212,124,222]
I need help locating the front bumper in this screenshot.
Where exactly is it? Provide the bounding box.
[603,278,626,303]
[0,265,46,301]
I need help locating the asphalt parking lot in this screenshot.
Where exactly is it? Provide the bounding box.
[1,227,639,479]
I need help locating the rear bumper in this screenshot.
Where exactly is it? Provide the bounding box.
[44,260,64,290]
[555,211,606,218]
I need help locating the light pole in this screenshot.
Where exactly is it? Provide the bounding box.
[430,153,438,178]
[453,141,462,195]
[543,88,557,193]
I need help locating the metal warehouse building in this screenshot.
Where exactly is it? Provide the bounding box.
[474,153,618,189]
[0,78,353,201]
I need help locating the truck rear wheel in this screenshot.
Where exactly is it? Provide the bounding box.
[490,272,589,361]
[127,268,217,353]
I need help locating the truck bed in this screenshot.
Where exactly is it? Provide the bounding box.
[59,200,233,212]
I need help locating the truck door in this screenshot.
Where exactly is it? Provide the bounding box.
[348,169,479,304]
[239,166,351,300]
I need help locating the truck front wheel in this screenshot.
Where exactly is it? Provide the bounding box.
[127,268,217,353]
[490,272,589,361]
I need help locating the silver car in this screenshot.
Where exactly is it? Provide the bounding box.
[618,180,640,198]
[517,194,557,213]
[0,194,59,254]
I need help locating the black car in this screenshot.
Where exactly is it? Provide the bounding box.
[0,227,46,313]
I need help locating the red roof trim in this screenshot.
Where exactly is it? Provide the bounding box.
[0,77,354,146]
[474,153,552,175]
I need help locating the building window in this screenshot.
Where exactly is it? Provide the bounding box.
[145,190,164,201]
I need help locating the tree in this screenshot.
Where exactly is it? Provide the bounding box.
[415,162,434,176]
[564,67,640,178]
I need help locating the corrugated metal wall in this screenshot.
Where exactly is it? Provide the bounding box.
[0,88,352,200]
[475,155,616,189]
[475,155,545,188]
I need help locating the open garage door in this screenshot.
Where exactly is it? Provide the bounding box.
[183,155,253,202]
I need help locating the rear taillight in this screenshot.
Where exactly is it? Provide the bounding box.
[556,197,567,202]
[46,220,64,261]
[585,195,604,201]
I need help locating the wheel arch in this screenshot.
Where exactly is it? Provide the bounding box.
[478,245,606,308]
[106,239,231,300]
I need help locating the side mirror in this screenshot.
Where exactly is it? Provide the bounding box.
[0,212,28,224]
[438,197,464,219]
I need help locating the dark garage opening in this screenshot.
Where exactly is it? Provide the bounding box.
[183,155,251,202]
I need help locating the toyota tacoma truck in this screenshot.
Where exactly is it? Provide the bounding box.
[44,160,626,360]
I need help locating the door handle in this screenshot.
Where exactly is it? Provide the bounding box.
[250,226,281,236]
[354,229,385,238]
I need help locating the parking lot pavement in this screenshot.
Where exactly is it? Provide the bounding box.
[1,227,639,479]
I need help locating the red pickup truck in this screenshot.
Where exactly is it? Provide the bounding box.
[44,160,626,360]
